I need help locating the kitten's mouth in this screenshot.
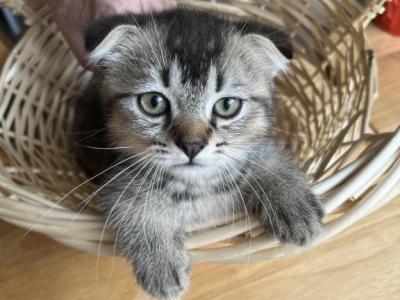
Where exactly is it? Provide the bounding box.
[172,162,203,168]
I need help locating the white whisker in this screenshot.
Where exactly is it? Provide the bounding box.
[222,153,279,242]
[96,155,154,284]
[111,159,156,262]
[65,153,153,231]
[76,145,135,150]
[242,155,308,203]
[220,162,252,249]
[20,152,148,241]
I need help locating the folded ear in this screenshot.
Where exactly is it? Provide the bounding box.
[88,24,139,66]
[234,21,293,76]
[235,21,293,59]
[240,33,291,77]
[84,15,141,67]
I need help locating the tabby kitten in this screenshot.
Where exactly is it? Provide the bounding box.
[73,8,324,299]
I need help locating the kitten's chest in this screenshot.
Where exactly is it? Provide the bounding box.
[179,193,242,232]
[164,179,243,232]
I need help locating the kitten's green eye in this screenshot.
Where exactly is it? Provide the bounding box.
[138,93,169,116]
[213,97,242,118]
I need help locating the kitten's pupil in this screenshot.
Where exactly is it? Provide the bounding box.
[151,95,163,108]
[223,98,234,110]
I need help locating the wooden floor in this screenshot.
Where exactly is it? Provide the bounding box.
[0,26,399,300]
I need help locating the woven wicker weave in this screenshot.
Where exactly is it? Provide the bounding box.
[0,0,399,263]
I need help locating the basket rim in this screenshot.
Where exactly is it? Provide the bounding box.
[0,0,399,262]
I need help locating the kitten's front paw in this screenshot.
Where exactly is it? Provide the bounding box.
[260,187,324,246]
[134,249,191,300]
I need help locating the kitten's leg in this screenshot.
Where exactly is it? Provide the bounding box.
[246,150,324,246]
[109,200,190,300]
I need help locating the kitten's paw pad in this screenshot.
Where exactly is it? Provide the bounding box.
[135,252,191,300]
[262,189,324,246]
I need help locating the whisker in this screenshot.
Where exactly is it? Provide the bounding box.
[97,156,154,284]
[19,151,148,241]
[64,153,153,231]
[241,155,309,204]
[139,161,163,290]
[69,128,107,134]
[220,162,253,249]
[228,144,284,161]
[110,160,157,292]
[215,166,228,227]
[111,159,156,261]
[75,145,135,150]
[219,165,236,229]
[142,162,162,257]
[269,126,299,136]
[108,160,162,289]
[222,154,279,243]
[72,128,107,145]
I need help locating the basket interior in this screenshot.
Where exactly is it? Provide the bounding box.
[0,0,379,213]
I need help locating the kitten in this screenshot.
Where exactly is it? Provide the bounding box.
[73,8,324,299]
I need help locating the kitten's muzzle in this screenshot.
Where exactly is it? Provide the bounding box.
[175,137,207,161]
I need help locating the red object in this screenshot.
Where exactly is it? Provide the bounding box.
[375,0,400,36]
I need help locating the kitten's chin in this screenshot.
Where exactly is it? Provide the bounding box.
[168,163,214,180]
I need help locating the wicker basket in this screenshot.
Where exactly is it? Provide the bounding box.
[0,0,399,263]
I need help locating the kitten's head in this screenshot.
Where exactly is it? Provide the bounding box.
[85,8,292,180]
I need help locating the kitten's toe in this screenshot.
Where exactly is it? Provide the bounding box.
[134,251,191,300]
[277,210,322,246]
[261,189,324,246]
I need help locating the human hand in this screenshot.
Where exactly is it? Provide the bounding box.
[48,0,174,67]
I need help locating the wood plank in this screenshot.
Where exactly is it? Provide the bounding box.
[369,26,400,133]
